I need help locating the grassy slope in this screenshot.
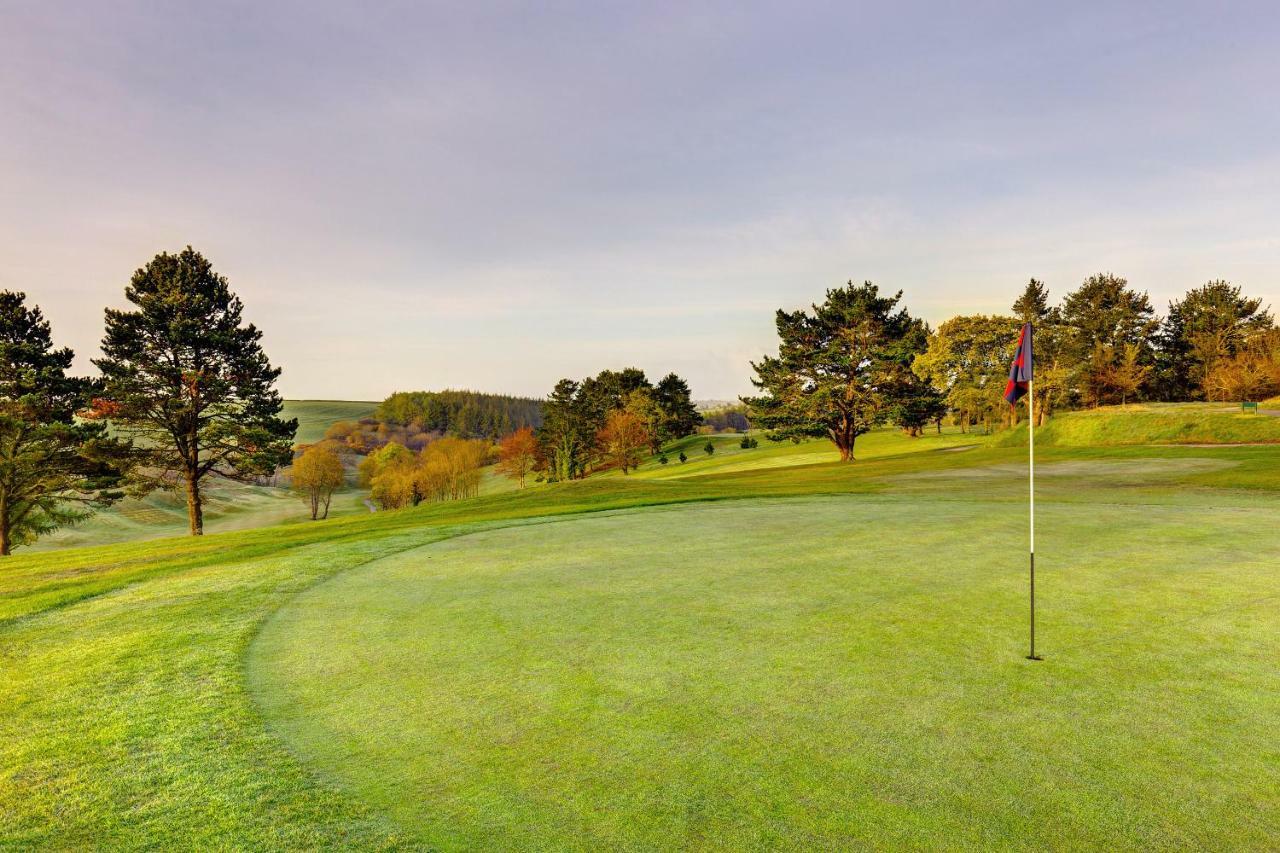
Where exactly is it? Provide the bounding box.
[284,399,378,444]
[998,403,1280,447]
[2,439,1279,846]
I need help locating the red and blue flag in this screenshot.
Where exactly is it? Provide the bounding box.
[1004,323,1033,406]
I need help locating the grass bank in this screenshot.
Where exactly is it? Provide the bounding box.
[997,403,1280,447]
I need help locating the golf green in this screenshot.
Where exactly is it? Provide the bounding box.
[248,495,1279,849]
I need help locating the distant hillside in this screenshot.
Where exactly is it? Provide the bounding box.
[996,404,1280,447]
[375,390,543,439]
[282,400,378,444]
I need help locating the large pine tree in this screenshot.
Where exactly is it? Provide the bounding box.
[94,248,297,535]
[0,291,129,554]
[745,281,926,461]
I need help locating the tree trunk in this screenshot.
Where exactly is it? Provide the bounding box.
[321,492,331,520]
[0,504,9,557]
[186,473,204,536]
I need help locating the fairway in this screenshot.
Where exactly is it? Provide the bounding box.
[249,490,1279,849]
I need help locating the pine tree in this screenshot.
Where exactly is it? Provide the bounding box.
[0,292,131,554]
[1012,278,1051,324]
[654,373,701,442]
[94,248,297,535]
[745,281,925,461]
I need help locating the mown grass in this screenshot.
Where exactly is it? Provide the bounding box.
[251,495,1280,849]
[2,436,1279,847]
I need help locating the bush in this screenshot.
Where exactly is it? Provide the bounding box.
[704,441,715,456]
[658,454,668,465]
[739,435,759,449]
[678,451,688,463]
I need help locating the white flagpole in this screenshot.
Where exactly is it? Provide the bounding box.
[1027,328,1041,660]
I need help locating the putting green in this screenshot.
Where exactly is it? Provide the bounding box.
[247,496,1278,849]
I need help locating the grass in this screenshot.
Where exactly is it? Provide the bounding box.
[2,430,1279,847]
[250,495,1279,849]
[282,399,378,444]
[997,402,1280,447]
[624,425,987,480]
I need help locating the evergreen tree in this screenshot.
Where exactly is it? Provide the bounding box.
[1156,281,1273,400]
[1060,273,1159,406]
[537,379,592,481]
[1012,278,1051,324]
[94,247,297,535]
[745,281,925,461]
[654,373,701,442]
[0,292,130,554]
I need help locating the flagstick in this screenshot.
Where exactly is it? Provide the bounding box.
[1027,373,1042,661]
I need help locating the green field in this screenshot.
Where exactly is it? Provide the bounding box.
[2,420,1278,847]
[283,399,379,444]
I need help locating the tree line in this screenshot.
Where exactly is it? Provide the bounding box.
[536,368,701,479]
[748,275,1278,460]
[376,390,543,439]
[0,248,296,554]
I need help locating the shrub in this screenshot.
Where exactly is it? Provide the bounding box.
[678,451,688,463]
[659,454,669,465]
[704,441,715,456]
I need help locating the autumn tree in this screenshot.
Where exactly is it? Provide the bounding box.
[366,437,490,509]
[359,441,415,507]
[1100,343,1152,408]
[496,426,538,487]
[1204,330,1280,403]
[597,409,650,474]
[624,389,664,453]
[427,437,489,500]
[291,444,345,520]
[746,281,926,460]
[0,292,131,555]
[94,248,297,535]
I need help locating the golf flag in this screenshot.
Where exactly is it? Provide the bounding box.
[1004,323,1033,406]
[1004,322,1041,660]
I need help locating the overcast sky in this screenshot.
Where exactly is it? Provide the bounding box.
[2,2,1277,400]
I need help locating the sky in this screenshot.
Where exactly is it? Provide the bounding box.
[2,2,1278,401]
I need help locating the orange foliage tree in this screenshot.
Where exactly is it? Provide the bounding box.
[597,409,650,474]
[496,427,538,488]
